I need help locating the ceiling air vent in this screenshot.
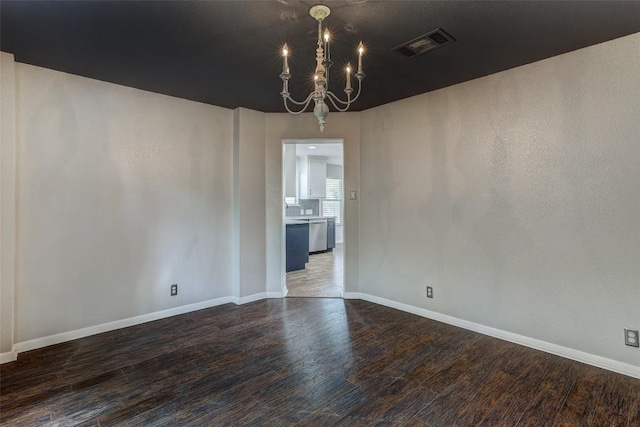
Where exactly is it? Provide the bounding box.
[393,28,455,58]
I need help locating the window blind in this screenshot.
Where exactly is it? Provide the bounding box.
[323,178,342,224]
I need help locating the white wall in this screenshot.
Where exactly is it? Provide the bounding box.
[359,33,640,367]
[14,64,234,343]
[0,53,17,357]
[233,108,267,300]
[265,113,360,296]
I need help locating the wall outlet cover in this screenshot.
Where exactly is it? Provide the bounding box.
[625,328,639,347]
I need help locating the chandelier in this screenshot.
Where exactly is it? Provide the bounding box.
[279,4,365,132]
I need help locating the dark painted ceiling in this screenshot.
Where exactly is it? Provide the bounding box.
[1,1,639,112]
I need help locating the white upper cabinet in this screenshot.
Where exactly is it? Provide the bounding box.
[298,155,327,199]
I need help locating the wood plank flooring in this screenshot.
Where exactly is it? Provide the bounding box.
[1,298,639,426]
[286,243,343,298]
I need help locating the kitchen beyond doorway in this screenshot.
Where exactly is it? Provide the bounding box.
[286,243,343,298]
[283,138,345,298]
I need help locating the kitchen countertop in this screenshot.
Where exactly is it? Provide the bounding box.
[286,216,335,220]
[285,216,335,225]
[285,219,309,225]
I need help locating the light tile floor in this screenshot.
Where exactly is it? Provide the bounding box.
[286,243,343,298]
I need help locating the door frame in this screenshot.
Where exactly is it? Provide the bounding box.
[281,138,345,297]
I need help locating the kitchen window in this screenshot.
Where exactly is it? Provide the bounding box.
[323,178,342,224]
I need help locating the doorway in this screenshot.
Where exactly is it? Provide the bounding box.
[282,139,344,298]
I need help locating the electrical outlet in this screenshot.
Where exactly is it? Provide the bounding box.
[170,284,178,296]
[625,328,639,347]
[426,286,433,299]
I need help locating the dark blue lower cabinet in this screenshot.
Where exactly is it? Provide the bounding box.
[286,223,309,272]
[327,218,335,251]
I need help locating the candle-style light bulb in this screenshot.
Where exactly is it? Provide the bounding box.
[357,42,364,74]
[323,29,331,60]
[282,44,289,75]
[345,63,352,91]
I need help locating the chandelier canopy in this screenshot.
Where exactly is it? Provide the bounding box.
[279,4,365,132]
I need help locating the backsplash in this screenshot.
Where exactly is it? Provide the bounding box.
[286,199,320,217]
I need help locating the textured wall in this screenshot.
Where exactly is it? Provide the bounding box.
[233,108,267,299]
[1,52,17,354]
[359,33,640,366]
[15,64,234,343]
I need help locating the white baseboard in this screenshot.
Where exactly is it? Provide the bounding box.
[0,351,17,364]
[8,291,636,378]
[7,292,284,361]
[233,292,268,305]
[233,291,286,304]
[11,296,235,356]
[359,293,640,380]
[342,292,362,299]
[266,291,284,299]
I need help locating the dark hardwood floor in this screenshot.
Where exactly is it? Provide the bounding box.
[1,298,639,426]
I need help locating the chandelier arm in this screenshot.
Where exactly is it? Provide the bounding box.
[283,96,315,115]
[347,79,363,104]
[325,92,352,112]
[326,91,350,106]
[326,76,363,108]
[326,78,363,107]
[282,91,316,106]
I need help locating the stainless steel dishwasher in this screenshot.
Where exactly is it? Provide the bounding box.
[308,219,328,252]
